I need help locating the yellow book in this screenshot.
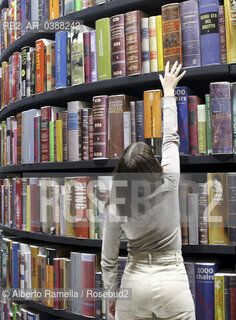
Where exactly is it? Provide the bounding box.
[49,0,59,20]
[5,238,13,288]
[156,15,164,71]
[197,104,207,154]
[225,0,236,63]
[30,245,40,292]
[56,120,63,162]
[89,192,95,239]
[214,274,225,320]
[65,178,76,237]
[26,185,31,232]
[207,173,229,245]
[148,16,158,72]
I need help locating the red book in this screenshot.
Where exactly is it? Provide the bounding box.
[93,96,108,159]
[4,65,9,106]
[83,32,91,83]
[111,14,126,78]
[15,178,22,230]
[188,96,201,155]
[53,258,61,310]
[12,52,20,102]
[82,253,96,317]
[75,177,89,238]
[41,106,51,162]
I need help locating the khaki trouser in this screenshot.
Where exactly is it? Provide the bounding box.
[115,250,195,320]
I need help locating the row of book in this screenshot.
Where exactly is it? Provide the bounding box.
[1,82,236,169]
[1,0,236,108]
[0,0,111,49]
[184,259,236,320]
[1,237,236,320]
[0,171,236,245]
[0,236,127,318]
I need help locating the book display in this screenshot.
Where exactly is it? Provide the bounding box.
[0,0,236,319]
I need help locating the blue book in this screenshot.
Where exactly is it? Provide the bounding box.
[21,0,26,35]
[55,32,68,89]
[42,0,49,22]
[199,0,221,66]
[135,100,145,142]
[90,30,98,82]
[175,86,191,154]
[195,260,219,320]
[180,0,201,68]
[27,311,39,320]
[11,242,19,289]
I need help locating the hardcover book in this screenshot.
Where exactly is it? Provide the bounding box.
[188,96,201,155]
[224,0,236,63]
[197,104,207,154]
[55,32,68,89]
[141,17,150,74]
[227,173,236,245]
[148,16,158,72]
[71,26,84,85]
[90,30,98,82]
[218,5,227,64]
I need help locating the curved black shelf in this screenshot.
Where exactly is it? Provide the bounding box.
[0,64,231,122]
[0,0,7,11]
[26,301,90,320]
[1,225,235,254]
[0,32,55,64]
[1,154,236,174]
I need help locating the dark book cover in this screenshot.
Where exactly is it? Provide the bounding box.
[89,110,93,160]
[51,43,56,90]
[41,106,51,162]
[111,14,126,78]
[162,3,182,67]
[78,109,83,160]
[230,275,236,319]
[130,101,137,143]
[188,96,202,155]
[67,36,71,87]
[82,108,90,161]
[21,47,29,99]
[227,173,236,245]
[83,32,91,83]
[125,10,142,76]
[93,95,108,159]
[232,83,236,153]
[199,0,221,65]
[210,82,232,154]
[135,100,145,142]
[198,182,208,245]
[180,0,201,67]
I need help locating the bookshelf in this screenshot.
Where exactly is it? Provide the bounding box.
[0,0,236,318]
[0,65,232,121]
[1,224,236,255]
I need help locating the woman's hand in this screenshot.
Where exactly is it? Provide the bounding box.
[108,300,116,318]
[159,61,186,97]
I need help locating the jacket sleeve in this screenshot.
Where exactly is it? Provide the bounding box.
[101,204,123,292]
[161,96,180,176]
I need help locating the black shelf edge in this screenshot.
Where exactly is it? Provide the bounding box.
[26,301,91,320]
[1,154,236,174]
[1,225,235,254]
[230,64,236,77]
[0,65,231,121]
[0,0,7,11]
[0,32,55,64]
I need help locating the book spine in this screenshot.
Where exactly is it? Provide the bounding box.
[141,18,150,74]
[41,106,51,162]
[148,16,158,72]
[53,258,61,310]
[180,0,201,68]
[56,32,68,89]
[188,193,199,245]
[46,44,52,91]
[5,65,9,106]
[65,178,76,237]
[71,27,84,85]
[83,32,91,83]
[205,93,213,154]
[62,111,68,161]
[162,3,182,67]
[12,53,19,102]
[210,82,232,154]
[125,10,142,76]
[90,30,98,82]
[224,0,236,63]
[198,183,208,245]
[227,173,236,245]
[82,109,89,161]
[214,274,225,320]
[179,183,191,244]
[56,120,63,162]
[144,90,162,156]
[75,177,89,238]
[51,42,56,90]
[31,50,36,95]
[197,104,207,154]
[123,111,131,150]
[96,18,112,80]
[135,100,145,142]
[224,275,230,320]
[81,0,93,8]
[188,96,199,155]
[36,40,46,94]
[230,276,236,319]
[78,109,83,160]
[199,0,221,65]
[50,121,54,162]
[50,0,59,20]
[93,96,108,159]
[21,178,27,231]
[75,0,81,11]
[156,15,164,71]
[232,83,236,153]
[67,35,71,87]
[110,14,126,78]
[26,51,31,97]
[64,0,74,15]
[218,5,227,64]
[34,117,38,163]
[59,0,63,16]
[175,86,189,154]
[89,110,93,160]
[130,101,137,143]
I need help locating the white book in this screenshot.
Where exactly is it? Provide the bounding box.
[59,186,66,236]
[188,193,199,245]
[19,243,30,289]
[24,251,31,289]
[71,252,82,314]
[123,111,131,150]
[39,178,53,233]
[141,18,150,74]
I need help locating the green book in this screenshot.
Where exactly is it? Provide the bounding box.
[71,26,84,85]
[197,104,207,154]
[94,184,100,239]
[232,83,236,153]
[74,0,82,11]
[49,121,54,162]
[96,18,112,81]
[12,302,19,320]
[205,94,213,155]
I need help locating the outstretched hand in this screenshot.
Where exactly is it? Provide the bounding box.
[159,61,186,97]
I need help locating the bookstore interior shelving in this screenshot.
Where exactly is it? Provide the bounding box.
[0,0,236,318]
